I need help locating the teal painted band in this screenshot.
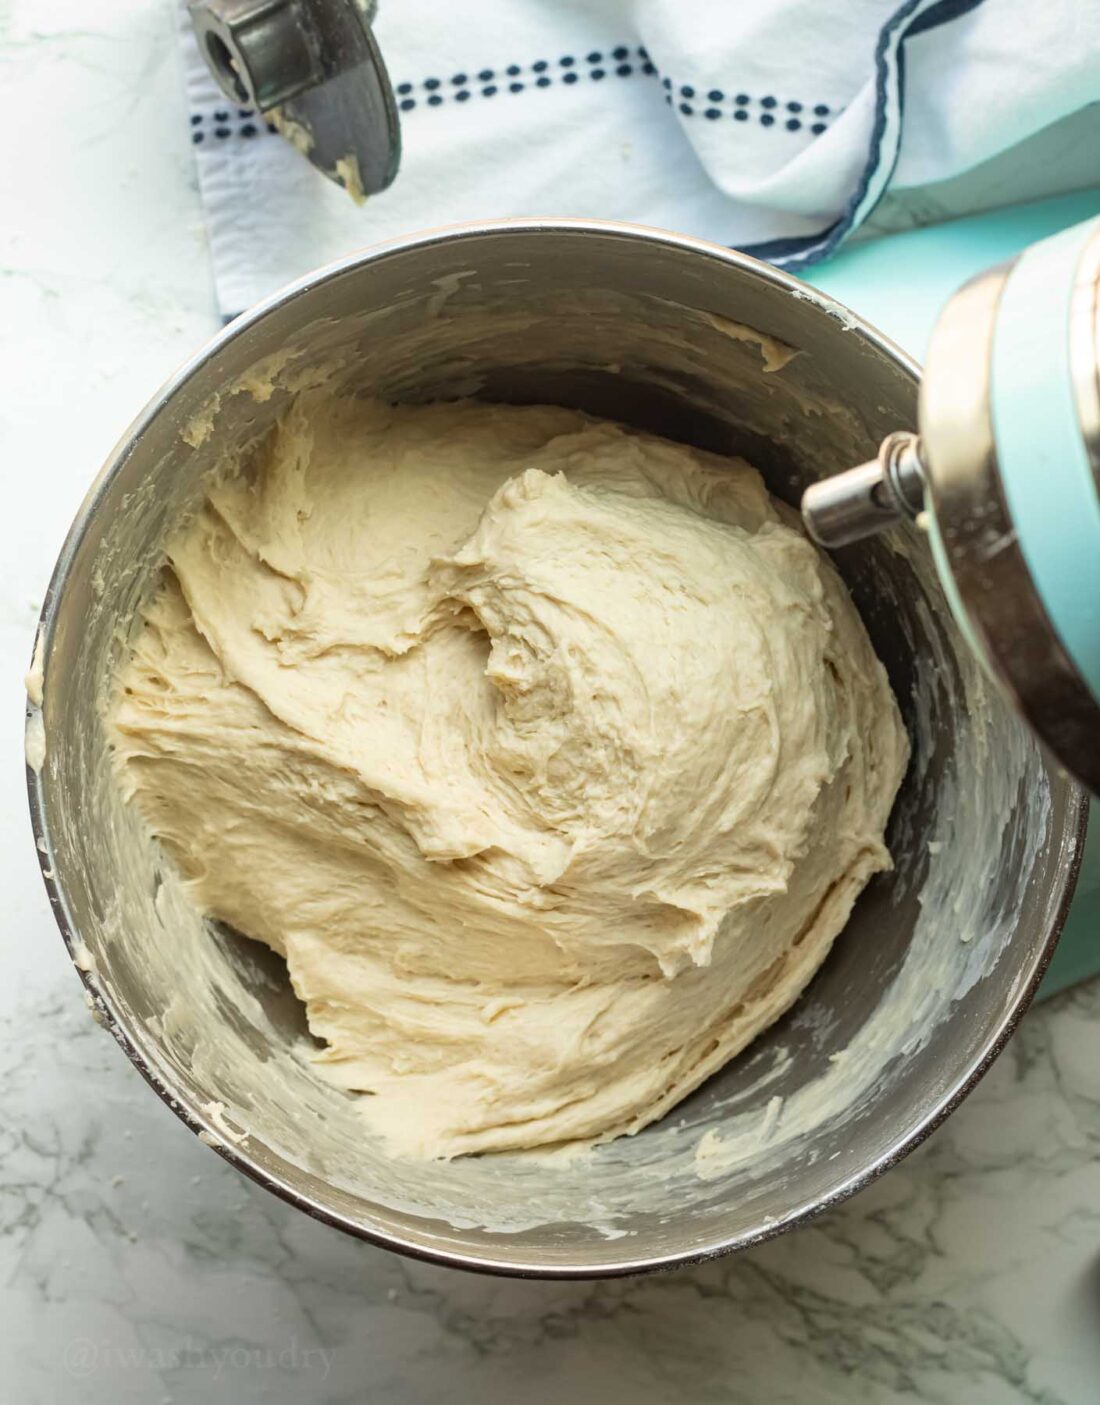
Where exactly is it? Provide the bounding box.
[990,218,1100,707]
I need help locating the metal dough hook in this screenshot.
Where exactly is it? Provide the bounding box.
[189,0,401,201]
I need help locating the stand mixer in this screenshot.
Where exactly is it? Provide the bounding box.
[802,216,1100,799]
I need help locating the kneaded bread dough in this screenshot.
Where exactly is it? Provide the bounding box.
[112,397,908,1159]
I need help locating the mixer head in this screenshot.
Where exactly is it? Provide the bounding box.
[189,0,401,201]
[803,217,1100,797]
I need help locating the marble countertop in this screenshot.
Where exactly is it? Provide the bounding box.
[3,4,1100,1402]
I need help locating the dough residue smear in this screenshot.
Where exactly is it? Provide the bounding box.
[110,397,908,1159]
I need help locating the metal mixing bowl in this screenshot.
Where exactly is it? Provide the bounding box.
[26,220,1086,1277]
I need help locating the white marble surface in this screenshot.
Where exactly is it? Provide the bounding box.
[3,4,1100,1402]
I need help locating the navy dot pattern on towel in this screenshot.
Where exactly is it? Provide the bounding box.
[190,107,263,142]
[389,46,657,107]
[661,77,826,129]
[189,47,833,144]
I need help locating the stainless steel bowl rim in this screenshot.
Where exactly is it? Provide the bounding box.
[26,217,1090,1278]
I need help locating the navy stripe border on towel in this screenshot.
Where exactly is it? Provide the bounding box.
[738,0,991,270]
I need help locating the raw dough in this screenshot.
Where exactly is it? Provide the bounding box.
[111,398,908,1158]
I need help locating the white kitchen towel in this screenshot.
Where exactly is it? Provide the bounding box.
[181,0,1100,318]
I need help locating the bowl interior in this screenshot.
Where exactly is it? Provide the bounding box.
[30,226,1082,1275]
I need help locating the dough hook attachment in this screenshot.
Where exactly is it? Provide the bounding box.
[188,0,401,201]
[801,216,1100,797]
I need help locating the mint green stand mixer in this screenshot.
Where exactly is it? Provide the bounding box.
[803,206,1100,996]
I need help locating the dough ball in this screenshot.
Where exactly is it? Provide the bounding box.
[112,398,908,1158]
